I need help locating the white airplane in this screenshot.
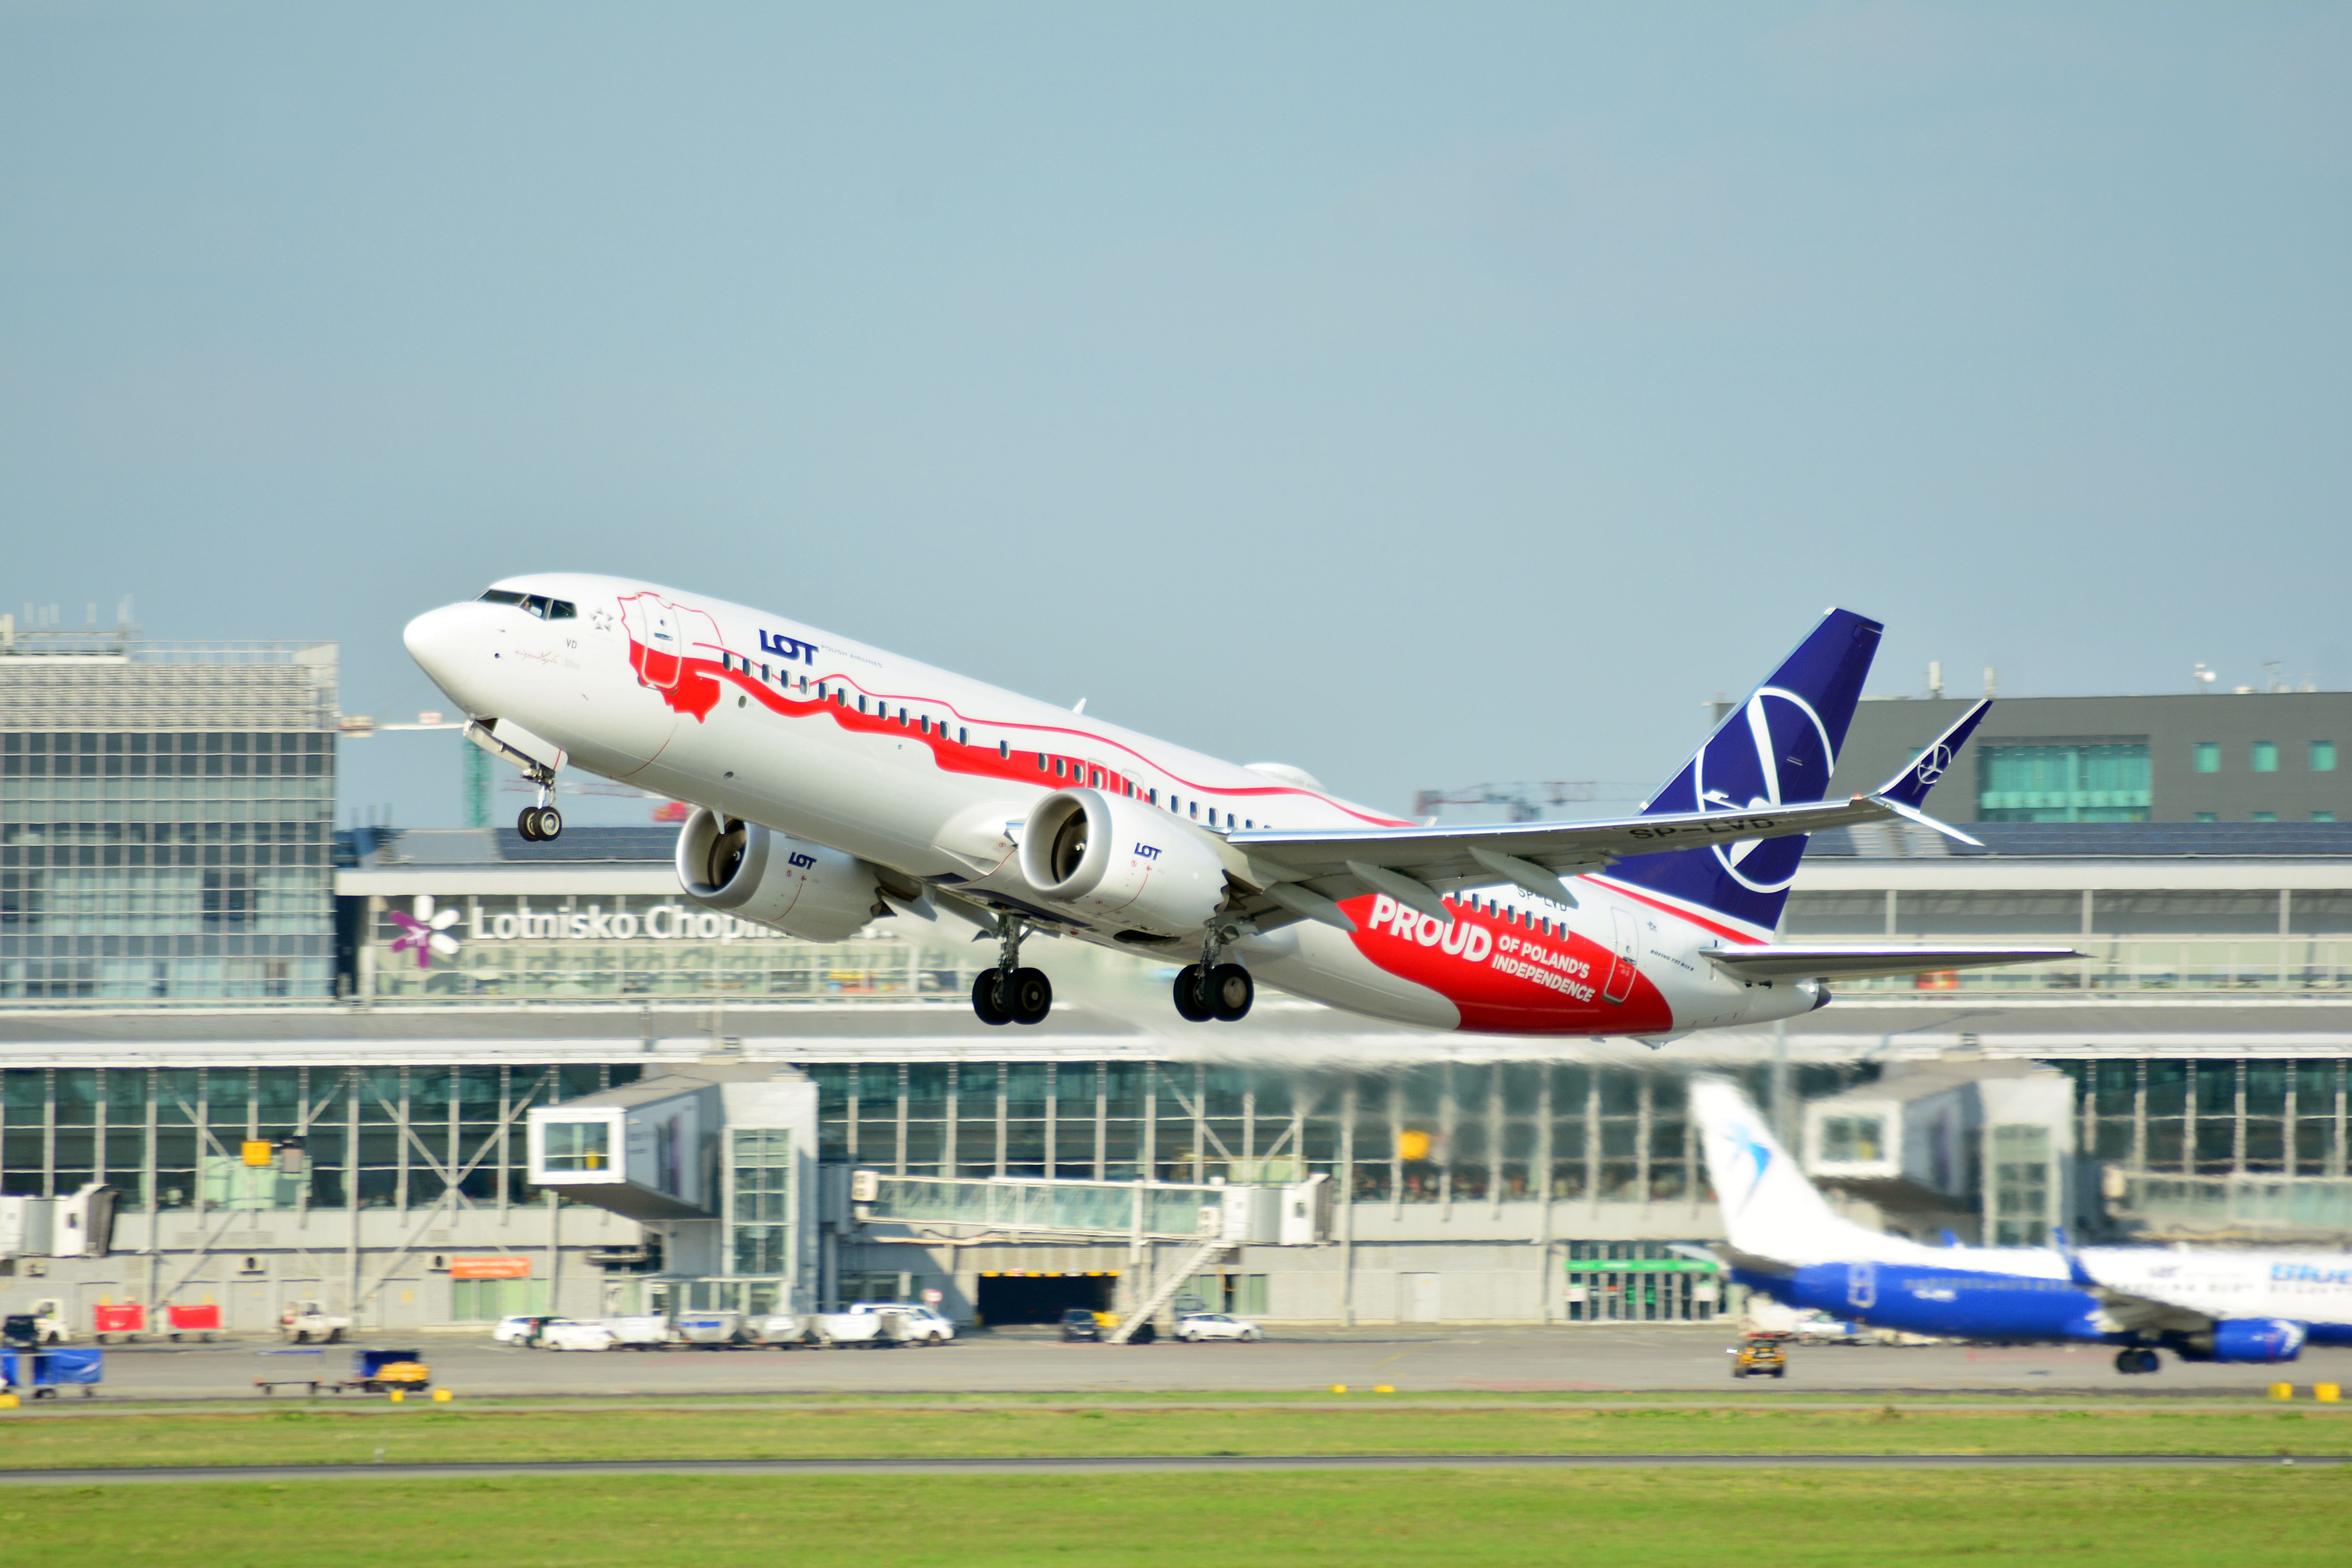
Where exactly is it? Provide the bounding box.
[402,577,2068,1035]
[1691,1077,2352,1373]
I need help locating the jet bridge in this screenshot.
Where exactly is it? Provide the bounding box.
[849,1171,1330,1247]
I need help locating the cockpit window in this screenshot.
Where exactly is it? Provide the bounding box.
[477,590,576,620]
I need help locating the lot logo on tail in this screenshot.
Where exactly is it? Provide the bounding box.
[1695,686,1833,895]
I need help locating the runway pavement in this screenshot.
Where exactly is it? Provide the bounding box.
[53,1325,2352,1402]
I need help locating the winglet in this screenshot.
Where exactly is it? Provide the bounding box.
[1874,699,1991,809]
[2050,1225,2098,1289]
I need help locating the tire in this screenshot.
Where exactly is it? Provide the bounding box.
[1005,967,1052,1025]
[971,970,1010,1026]
[517,807,541,841]
[1172,964,1212,1022]
[1207,964,1254,1022]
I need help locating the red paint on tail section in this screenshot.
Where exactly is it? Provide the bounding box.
[1342,893,1676,1035]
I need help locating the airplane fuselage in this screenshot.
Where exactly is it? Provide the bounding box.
[404,573,1831,1036]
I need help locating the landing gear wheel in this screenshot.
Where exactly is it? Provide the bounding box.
[2114,1348,2137,1375]
[2138,1348,2161,1374]
[518,805,563,841]
[1207,963,1254,1022]
[972,970,1011,1026]
[1172,964,1212,1022]
[1004,966,1053,1025]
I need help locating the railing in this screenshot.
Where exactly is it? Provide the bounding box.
[2117,1172,2352,1234]
[860,1173,1227,1240]
[1815,936,2352,995]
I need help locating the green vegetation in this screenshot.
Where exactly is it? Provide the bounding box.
[2,1401,2350,1470]
[3,1469,2350,1567]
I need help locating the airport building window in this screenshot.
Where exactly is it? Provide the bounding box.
[1987,1123,2054,1245]
[2314,741,2337,773]
[1976,740,2150,822]
[2315,812,2337,823]
[2252,741,2279,773]
[2194,742,2221,773]
[2252,812,2278,822]
[728,1127,793,1276]
[2195,812,2220,823]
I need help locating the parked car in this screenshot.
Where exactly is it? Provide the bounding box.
[492,1314,561,1347]
[1174,1312,1261,1343]
[847,1302,956,1344]
[1058,1308,1102,1342]
[542,1320,619,1352]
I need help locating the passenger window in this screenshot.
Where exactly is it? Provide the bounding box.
[1089,768,1102,788]
[959,727,968,745]
[857,695,868,713]
[1149,789,1158,806]
[1188,801,1197,819]
[1036,752,1046,769]
[1054,758,1065,777]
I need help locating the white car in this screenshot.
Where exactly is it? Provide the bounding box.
[846,1302,957,1344]
[542,1319,620,1352]
[1174,1312,1261,1343]
[490,1314,557,1346]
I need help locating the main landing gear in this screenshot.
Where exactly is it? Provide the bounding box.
[2113,1347,2162,1375]
[1172,927,1253,1023]
[972,920,1052,1026]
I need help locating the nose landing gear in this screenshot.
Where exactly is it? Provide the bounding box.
[517,803,564,842]
[971,920,1052,1026]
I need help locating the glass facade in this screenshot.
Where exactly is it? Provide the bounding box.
[728,1127,793,1275]
[0,1062,638,1207]
[1,641,338,998]
[805,1060,1872,1197]
[1976,740,2151,822]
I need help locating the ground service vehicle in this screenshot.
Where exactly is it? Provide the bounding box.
[542,1320,619,1351]
[280,1300,351,1344]
[848,1302,955,1343]
[1058,1308,1102,1343]
[406,584,2067,1042]
[492,1314,561,1346]
[1731,1340,1788,1379]
[1175,1312,1262,1342]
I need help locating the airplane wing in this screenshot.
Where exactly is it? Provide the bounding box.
[1225,701,1992,928]
[1697,945,2080,982]
[2052,1233,2212,1336]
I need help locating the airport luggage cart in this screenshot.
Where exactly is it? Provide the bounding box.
[93,1304,145,1343]
[165,1304,222,1342]
[1,1347,105,1400]
[255,1348,432,1397]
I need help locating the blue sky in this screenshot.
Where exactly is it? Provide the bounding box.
[4,3,2347,826]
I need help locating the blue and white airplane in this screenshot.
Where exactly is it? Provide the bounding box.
[1692,1078,2352,1375]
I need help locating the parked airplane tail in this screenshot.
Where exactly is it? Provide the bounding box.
[1607,609,1882,934]
[1690,1076,1907,1267]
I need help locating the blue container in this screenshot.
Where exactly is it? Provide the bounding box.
[1,1347,103,1390]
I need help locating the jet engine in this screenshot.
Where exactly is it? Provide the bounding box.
[673,807,883,942]
[2177,1318,2307,1364]
[1017,788,1228,937]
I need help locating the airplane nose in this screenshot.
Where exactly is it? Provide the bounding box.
[403,604,481,706]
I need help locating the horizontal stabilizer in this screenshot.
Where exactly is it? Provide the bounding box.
[1697,944,2078,982]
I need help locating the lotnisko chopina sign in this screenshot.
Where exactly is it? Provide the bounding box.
[461,899,781,944]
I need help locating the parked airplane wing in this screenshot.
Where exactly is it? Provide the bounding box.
[1696,944,2080,982]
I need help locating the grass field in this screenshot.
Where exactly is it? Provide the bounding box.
[3,1468,2349,1567]
[4,1400,2351,1469]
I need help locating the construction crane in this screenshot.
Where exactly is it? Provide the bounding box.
[1410,781,1650,823]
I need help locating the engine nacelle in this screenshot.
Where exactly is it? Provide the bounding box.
[673,808,882,943]
[2179,1318,2307,1364]
[1017,788,1228,937]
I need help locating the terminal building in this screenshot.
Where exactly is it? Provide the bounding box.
[3,637,2350,1334]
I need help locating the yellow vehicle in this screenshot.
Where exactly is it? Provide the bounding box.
[1730,1339,1788,1379]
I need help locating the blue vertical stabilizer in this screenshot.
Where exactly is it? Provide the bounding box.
[1607,609,1882,933]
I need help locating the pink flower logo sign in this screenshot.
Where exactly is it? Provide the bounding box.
[388,895,462,969]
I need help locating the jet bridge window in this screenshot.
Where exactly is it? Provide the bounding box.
[542,1120,610,1172]
[1818,1115,1884,1163]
